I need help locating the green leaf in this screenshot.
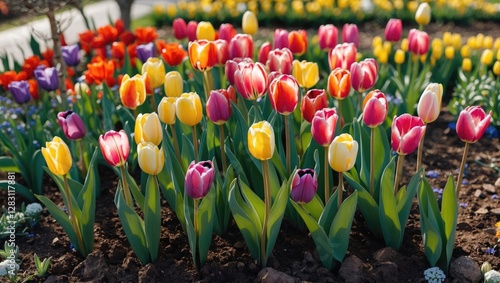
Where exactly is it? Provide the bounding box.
[31,150,46,195]
[144,175,161,263]
[266,180,289,260]
[30,34,41,56]
[330,191,358,262]
[318,189,340,234]
[0,156,20,173]
[225,146,249,186]
[441,175,458,272]
[378,157,402,250]
[372,125,391,198]
[197,184,216,267]
[422,198,443,266]
[396,169,421,239]
[0,180,35,202]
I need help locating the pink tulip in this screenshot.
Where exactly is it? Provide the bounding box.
[362,90,388,128]
[311,108,338,147]
[384,19,402,42]
[207,89,232,125]
[417,83,443,123]
[268,74,299,115]
[301,89,328,123]
[186,20,198,42]
[225,57,253,86]
[185,160,215,199]
[57,110,87,140]
[408,29,430,55]
[329,43,357,71]
[318,24,338,50]
[290,168,318,204]
[214,39,229,66]
[350,58,378,93]
[258,42,272,64]
[274,28,289,49]
[173,18,187,40]
[456,106,492,143]
[218,23,236,42]
[391,114,426,155]
[342,24,359,47]
[99,130,130,167]
[267,48,293,75]
[229,33,253,59]
[233,61,268,100]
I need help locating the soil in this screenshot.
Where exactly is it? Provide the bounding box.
[4,21,500,283]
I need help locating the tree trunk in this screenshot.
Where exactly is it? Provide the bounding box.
[115,0,134,30]
[70,0,91,30]
[47,6,68,108]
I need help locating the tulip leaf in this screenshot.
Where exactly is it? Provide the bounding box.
[372,125,391,197]
[266,179,289,260]
[181,134,195,168]
[198,120,210,161]
[0,181,35,202]
[43,167,82,214]
[224,147,249,187]
[349,119,369,189]
[213,163,234,235]
[240,178,265,224]
[116,106,135,131]
[144,175,161,263]
[302,194,325,222]
[441,175,458,272]
[422,198,443,266]
[318,190,340,234]
[29,33,41,56]
[396,168,421,238]
[197,184,216,267]
[330,191,358,263]
[101,83,115,132]
[126,168,145,212]
[378,157,402,250]
[0,156,20,173]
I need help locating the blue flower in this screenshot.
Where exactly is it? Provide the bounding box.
[485,126,499,139]
[448,122,456,131]
[485,247,496,255]
[426,170,440,178]
[459,202,468,208]
[432,187,443,195]
[492,194,498,200]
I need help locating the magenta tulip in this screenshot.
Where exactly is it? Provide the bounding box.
[350,58,378,93]
[218,23,236,42]
[311,108,338,147]
[173,18,187,40]
[186,20,198,41]
[57,110,87,140]
[384,19,403,42]
[267,48,293,75]
[207,89,232,125]
[229,33,253,59]
[214,39,230,66]
[362,90,388,128]
[99,130,130,167]
[318,24,338,50]
[342,23,359,47]
[391,114,426,155]
[274,28,289,49]
[456,106,492,143]
[290,168,318,204]
[329,43,357,71]
[408,29,430,55]
[185,160,215,199]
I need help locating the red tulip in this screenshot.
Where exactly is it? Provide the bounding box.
[187,21,198,41]
[408,29,430,55]
[329,43,357,71]
[234,61,268,100]
[258,42,272,65]
[311,108,338,147]
[135,27,158,45]
[188,40,217,71]
[327,68,351,100]
[391,114,426,155]
[274,28,289,49]
[350,58,378,93]
[229,33,253,59]
[268,74,299,115]
[207,89,232,125]
[214,39,230,66]
[456,106,492,143]
[160,43,187,67]
[225,57,253,86]
[111,41,125,60]
[173,18,187,40]
[97,24,118,45]
[342,24,359,47]
[185,160,215,199]
[301,89,328,123]
[362,90,388,128]
[288,30,308,56]
[99,130,130,167]
[290,168,318,204]
[218,23,236,42]
[385,19,403,42]
[318,24,338,50]
[267,48,293,75]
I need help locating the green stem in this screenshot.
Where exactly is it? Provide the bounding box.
[149,93,157,113]
[456,142,470,199]
[416,127,427,173]
[63,175,85,254]
[119,165,133,207]
[260,160,271,267]
[285,114,291,176]
[193,198,200,267]
[219,65,226,89]
[219,124,227,175]
[369,127,375,196]
[192,126,198,162]
[337,171,343,208]
[78,139,88,178]
[357,91,363,116]
[202,71,211,101]
[169,125,182,165]
[393,154,405,196]
[324,146,330,204]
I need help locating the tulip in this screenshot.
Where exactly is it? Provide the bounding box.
[188,40,217,71]
[229,33,254,59]
[444,46,454,60]
[98,130,130,167]
[219,23,236,42]
[318,24,338,50]
[214,39,230,66]
[42,136,72,176]
[111,41,125,60]
[234,61,268,100]
[258,42,272,65]
[456,106,492,144]
[8,80,31,104]
[274,29,289,49]
[288,30,308,56]
[225,57,253,86]
[242,10,258,36]
[342,24,359,47]
[408,29,430,55]
[207,89,231,125]
[292,60,319,89]
[394,49,405,65]
[142,57,166,89]
[185,160,215,199]
[173,18,187,40]
[164,71,183,98]
[391,114,426,155]
[196,21,216,41]
[158,97,177,125]
[86,58,115,85]
[350,58,378,93]
[248,121,275,161]
[137,142,165,175]
[415,2,431,26]
[417,83,443,123]
[187,20,198,41]
[329,43,357,71]
[311,108,338,147]
[385,19,402,42]
[462,58,472,72]
[481,49,494,66]
[57,110,87,140]
[328,133,358,173]
[61,44,80,67]
[176,92,203,127]
[301,89,328,123]
[267,48,293,75]
[119,74,146,110]
[493,61,500,76]
[34,66,59,91]
[135,26,158,45]
[268,74,299,115]
[290,169,318,204]
[362,90,388,128]
[136,42,156,63]
[160,43,187,67]
[327,68,351,100]
[135,112,163,146]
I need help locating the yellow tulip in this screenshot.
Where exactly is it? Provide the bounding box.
[42,136,72,176]
[164,71,184,97]
[135,112,163,146]
[248,121,275,161]
[275,2,287,15]
[451,34,462,49]
[401,38,409,52]
[460,46,470,58]
[444,46,455,60]
[292,60,319,89]
[158,97,177,125]
[493,61,500,76]
[494,38,500,50]
[415,2,431,26]
[467,36,477,50]
[242,10,258,36]
[119,74,147,110]
[74,82,90,96]
[462,58,472,72]
[481,49,494,66]
[442,32,452,46]
[484,36,493,49]
[196,21,216,41]
[372,36,382,49]
[476,33,485,48]
[137,142,165,175]
[328,133,358,173]
[394,49,405,65]
[378,51,388,64]
[176,92,203,126]
[142,57,166,89]
[431,44,443,60]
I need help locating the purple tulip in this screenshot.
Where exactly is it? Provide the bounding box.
[185,160,215,199]
[136,42,156,63]
[34,67,59,91]
[57,110,87,140]
[8,81,31,104]
[61,44,80,67]
[290,169,318,204]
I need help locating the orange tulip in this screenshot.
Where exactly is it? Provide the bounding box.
[111,41,125,60]
[97,24,118,45]
[268,74,299,115]
[288,30,308,56]
[135,27,158,45]
[78,30,95,53]
[158,42,187,67]
[119,74,147,110]
[86,57,115,85]
[188,40,217,71]
[327,68,351,100]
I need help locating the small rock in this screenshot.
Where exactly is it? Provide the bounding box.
[483,184,497,194]
[237,262,245,271]
[44,275,67,283]
[449,256,482,283]
[373,262,399,283]
[484,228,497,235]
[373,247,401,262]
[457,222,473,231]
[71,251,109,282]
[257,267,295,283]
[302,251,318,273]
[316,267,330,276]
[475,208,489,214]
[474,189,486,199]
[490,208,500,216]
[476,222,485,229]
[495,178,500,188]
[51,237,60,247]
[339,255,365,283]
[249,262,260,273]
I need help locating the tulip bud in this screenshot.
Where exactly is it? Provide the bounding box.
[158,97,177,125]
[119,74,147,110]
[481,49,494,66]
[188,40,217,71]
[288,30,308,56]
[274,29,289,50]
[329,43,357,71]
[99,130,130,167]
[258,42,272,65]
[462,58,472,72]
[74,82,90,97]
[136,42,156,63]
[42,136,72,176]
[207,89,231,125]
[328,133,358,173]
[342,23,359,47]
[391,114,426,155]
[311,108,338,147]
[493,61,500,76]
[417,83,443,123]
[137,142,165,175]
[242,10,258,36]
[267,48,293,75]
[57,110,87,140]
[444,46,455,60]
[135,112,163,146]
[248,121,275,161]
[176,92,203,126]
[408,29,430,55]
[268,74,299,115]
[196,21,216,41]
[456,106,492,143]
[328,68,351,100]
[290,169,318,204]
[234,61,268,100]
[214,39,230,66]
[8,81,31,104]
[301,89,328,123]
[481,262,493,276]
[185,160,215,199]
[229,33,254,59]
[394,49,405,65]
[219,23,236,42]
[225,57,253,86]
[164,71,184,98]
[173,18,187,40]
[61,44,80,67]
[142,57,166,89]
[318,24,338,50]
[415,2,431,26]
[460,46,470,58]
[187,20,198,42]
[384,19,402,42]
[292,60,319,89]
[350,58,378,93]
[362,90,388,128]
[34,66,59,91]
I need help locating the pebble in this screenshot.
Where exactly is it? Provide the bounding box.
[495,178,500,188]
[475,207,489,214]
[474,189,486,199]
[52,237,60,247]
[491,208,500,215]
[483,228,497,235]
[450,256,482,283]
[483,184,497,194]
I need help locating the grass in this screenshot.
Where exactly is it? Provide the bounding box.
[131,14,156,30]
